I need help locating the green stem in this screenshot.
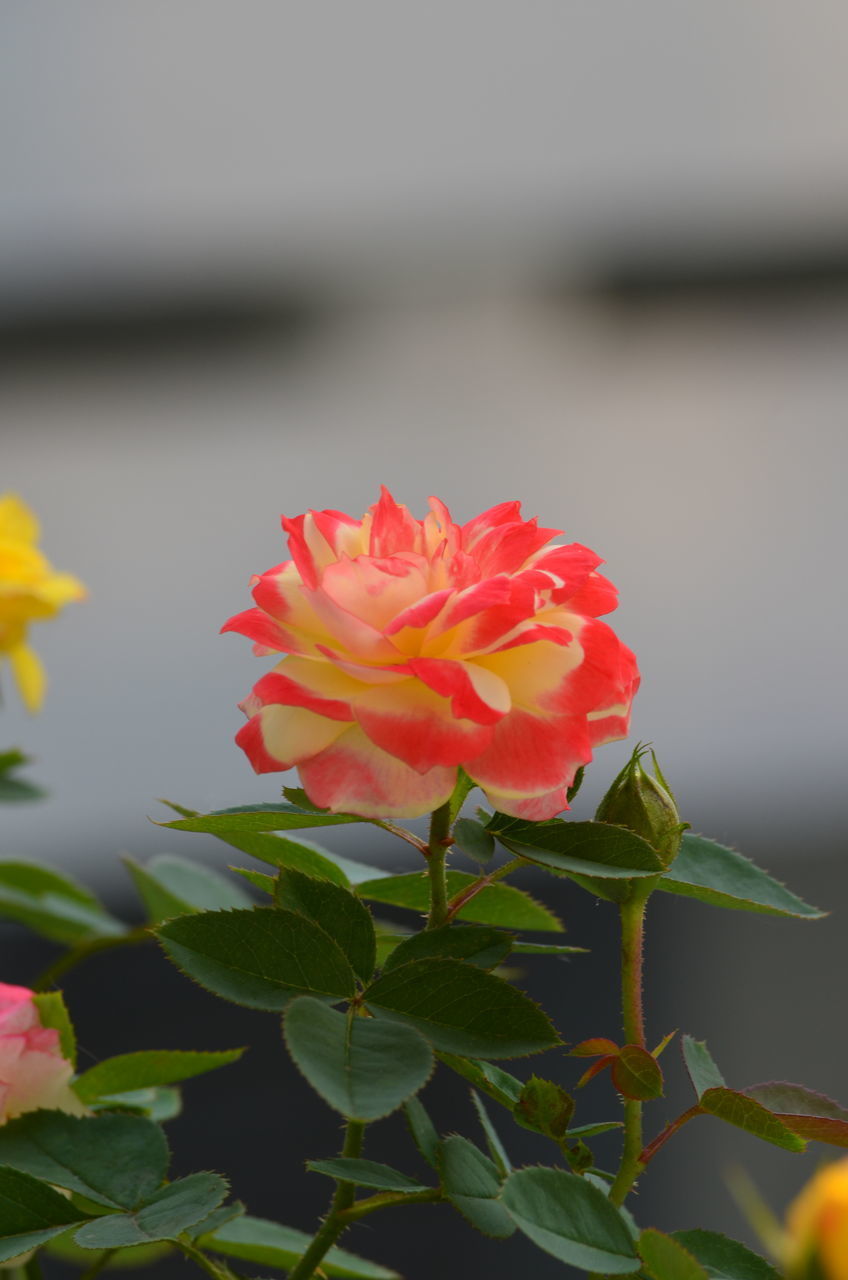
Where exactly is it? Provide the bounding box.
[425,802,452,930]
[339,1187,443,1223]
[175,1240,238,1280]
[287,1119,366,1280]
[372,819,428,854]
[33,927,150,992]
[443,857,522,923]
[608,883,653,1208]
[78,1249,117,1280]
[639,1104,702,1167]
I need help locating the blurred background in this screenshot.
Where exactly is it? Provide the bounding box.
[2,3,847,1276]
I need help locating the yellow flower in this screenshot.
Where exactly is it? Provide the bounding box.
[786,1157,848,1279]
[0,494,85,711]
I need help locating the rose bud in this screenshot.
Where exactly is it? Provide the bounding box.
[595,745,685,868]
[784,1156,848,1279]
[0,982,85,1123]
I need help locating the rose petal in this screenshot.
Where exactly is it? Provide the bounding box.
[236,705,348,773]
[299,725,456,818]
[355,678,494,772]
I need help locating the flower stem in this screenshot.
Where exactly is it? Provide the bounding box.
[286,1118,366,1280]
[608,882,654,1208]
[638,1104,702,1167]
[339,1187,443,1223]
[175,1240,238,1280]
[425,802,452,930]
[444,857,522,923]
[78,1251,117,1280]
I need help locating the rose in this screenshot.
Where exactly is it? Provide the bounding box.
[0,981,85,1122]
[224,490,639,819]
[785,1157,848,1279]
[0,494,85,711]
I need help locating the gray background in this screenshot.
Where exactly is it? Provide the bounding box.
[2,3,847,1271]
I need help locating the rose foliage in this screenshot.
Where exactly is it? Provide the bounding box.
[224,489,639,818]
[1,488,841,1280]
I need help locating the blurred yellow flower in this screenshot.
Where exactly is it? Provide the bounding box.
[786,1157,848,1279]
[0,494,85,712]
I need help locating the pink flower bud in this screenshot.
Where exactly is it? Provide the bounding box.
[0,982,84,1123]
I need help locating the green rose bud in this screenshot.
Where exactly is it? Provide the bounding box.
[514,1076,574,1142]
[595,745,686,869]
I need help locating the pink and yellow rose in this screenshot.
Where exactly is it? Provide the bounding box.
[0,982,84,1122]
[224,490,639,819]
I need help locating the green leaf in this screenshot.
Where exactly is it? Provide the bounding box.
[436,1055,524,1108]
[0,1112,169,1209]
[382,924,512,973]
[281,787,329,811]
[568,1121,624,1139]
[487,817,664,878]
[0,861,125,945]
[404,1096,440,1168]
[189,1199,245,1240]
[700,1089,806,1152]
[0,764,46,804]
[682,1036,726,1098]
[745,1082,848,1147]
[284,996,433,1121]
[611,1045,664,1101]
[158,802,358,885]
[658,835,825,918]
[214,832,356,885]
[31,991,76,1067]
[511,942,589,956]
[45,1230,172,1269]
[358,872,563,932]
[230,867,276,896]
[74,1174,227,1248]
[0,777,46,803]
[567,765,585,803]
[275,868,376,982]
[471,1091,511,1175]
[73,1049,245,1105]
[501,1166,640,1273]
[453,819,495,865]
[124,855,251,924]
[447,770,477,823]
[162,803,364,833]
[640,1228,710,1280]
[364,959,560,1059]
[374,929,409,968]
[307,1159,431,1193]
[90,1087,182,1123]
[198,1213,401,1279]
[438,1136,513,1238]
[0,750,47,803]
[156,908,356,1010]
[0,1166,87,1263]
[672,1229,781,1280]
